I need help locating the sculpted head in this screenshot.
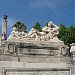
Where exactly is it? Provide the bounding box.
[31,28,37,33]
[48,21,53,27]
[12,27,17,31]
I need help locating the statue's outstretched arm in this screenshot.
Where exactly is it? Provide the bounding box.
[53,24,59,30]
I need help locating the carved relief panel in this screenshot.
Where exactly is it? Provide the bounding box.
[7,43,16,54]
[61,47,69,56]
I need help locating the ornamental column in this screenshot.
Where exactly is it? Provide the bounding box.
[2,15,8,40]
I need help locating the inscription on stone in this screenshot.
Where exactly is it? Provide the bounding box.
[6,71,69,75]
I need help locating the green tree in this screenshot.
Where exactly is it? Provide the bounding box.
[58,24,75,46]
[33,22,42,32]
[45,22,48,26]
[58,24,65,40]
[13,21,27,32]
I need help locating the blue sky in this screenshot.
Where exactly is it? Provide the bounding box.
[0,0,74,36]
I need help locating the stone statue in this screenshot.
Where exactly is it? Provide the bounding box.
[70,43,75,53]
[27,21,59,41]
[70,43,75,60]
[8,27,17,38]
[17,31,27,39]
[27,28,38,38]
[27,28,47,40]
[4,15,7,19]
[8,21,60,42]
[42,21,59,39]
[7,27,17,39]
[7,26,27,40]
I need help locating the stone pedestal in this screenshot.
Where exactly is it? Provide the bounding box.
[0,40,74,75]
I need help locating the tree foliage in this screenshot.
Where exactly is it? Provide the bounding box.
[33,22,42,32]
[13,21,27,32]
[58,24,75,46]
[45,22,48,26]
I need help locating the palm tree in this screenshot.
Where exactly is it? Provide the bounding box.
[13,21,27,32]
